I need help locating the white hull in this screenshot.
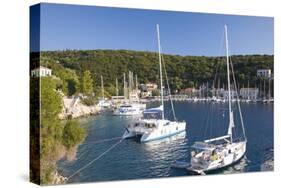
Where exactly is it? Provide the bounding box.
[123,119,186,142]
[97,99,112,108]
[189,141,246,174]
[113,103,146,116]
[113,110,142,116]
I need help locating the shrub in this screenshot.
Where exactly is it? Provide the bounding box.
[62,120,86,149]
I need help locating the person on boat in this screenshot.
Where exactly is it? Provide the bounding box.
[211,150,218,161]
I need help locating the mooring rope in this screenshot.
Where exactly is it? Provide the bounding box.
[65,138,124,183]
[73,136,124,161]
[80,136,123,145]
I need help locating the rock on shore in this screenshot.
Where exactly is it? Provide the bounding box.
[52,170,68,184]
[59,96,101,119]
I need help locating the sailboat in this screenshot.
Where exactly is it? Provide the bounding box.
[122,24,186,142]
[98,75,112,108]
[245,80,251,103]
[113,72,146,116]
[174,25,247,174]
[263,78,274,104]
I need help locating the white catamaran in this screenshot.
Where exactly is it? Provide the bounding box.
[122,24,186,142]
[174,25,247,174]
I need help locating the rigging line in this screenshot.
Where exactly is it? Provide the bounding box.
[213,30,225,92]
[73,135,125,162]
[65,138,124,183]
[161,51,177,121]
[74,137,124,160]
[209,104,213,138]
[229,55,247,141]
[80,136,123,145]
[214,29,225,90]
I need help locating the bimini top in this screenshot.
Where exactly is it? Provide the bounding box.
[191,142,216,151]
[143,105,163,114]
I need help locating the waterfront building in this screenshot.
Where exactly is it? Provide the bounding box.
[223,90,238,100]
[240,88,259,100]
[146,83,158,91]
[257,69,272,79]
[139,83,158,98]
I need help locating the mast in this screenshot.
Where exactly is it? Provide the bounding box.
[135,75,138,90]
[268,78,271,99]
[206,81,209,98]
[128,71,131,101]
[116,78,119,96]
[123,73,126,99]
[218,78,220,98]
[247,80,250,100]
[263,79,266,99]
[101,75,104,100]
[128,71,131,96]
[156,24,164,119]
[225,25,233,142]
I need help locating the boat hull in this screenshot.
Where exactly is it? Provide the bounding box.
[188,141,247,174]
[123,121,186,142]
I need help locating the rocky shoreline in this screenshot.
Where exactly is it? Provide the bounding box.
[59,97,101,119]
[52,170,68,184]
[51,143,84,184]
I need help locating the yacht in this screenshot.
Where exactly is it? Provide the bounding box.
[113,103,146,116]
[122,24,187,142]
[173,25,247,174]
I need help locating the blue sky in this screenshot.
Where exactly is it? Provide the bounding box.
[36,3,273,56]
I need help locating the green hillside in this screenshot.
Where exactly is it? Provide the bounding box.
[39,50,273,95]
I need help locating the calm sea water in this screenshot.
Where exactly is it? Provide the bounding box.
[58,102,274,183]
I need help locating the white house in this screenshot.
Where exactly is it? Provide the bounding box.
[257,69,271,79]
[146,83,158,91]
[240,88,259,100]
[139,83,158,98]
[31,66,52,77]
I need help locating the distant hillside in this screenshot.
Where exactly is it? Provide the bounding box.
[37,50,273,94]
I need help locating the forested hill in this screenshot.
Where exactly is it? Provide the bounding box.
[38,49,273,94]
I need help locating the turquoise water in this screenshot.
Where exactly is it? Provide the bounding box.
[58,102,274,183]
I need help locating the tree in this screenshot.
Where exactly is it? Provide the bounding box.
[62,120,86,149]
[187,81,195,88]
[81,70,93,96]
[171,76,183,92]
[40,77,64,184]
[66,79,79,96]
[40,50,273,91]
